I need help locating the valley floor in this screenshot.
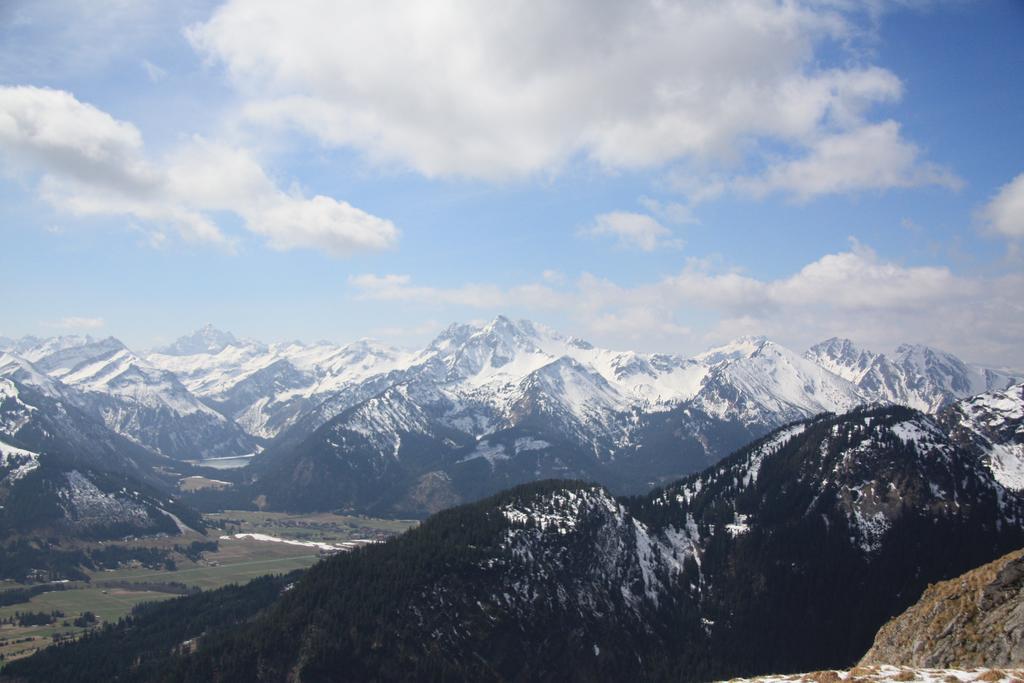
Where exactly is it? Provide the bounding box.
[0,511,415,666]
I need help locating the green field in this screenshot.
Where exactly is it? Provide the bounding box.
[0,511,416,666]
[0,587,177,663]
[209,509,417,542]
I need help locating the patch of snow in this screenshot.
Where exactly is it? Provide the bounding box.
[457,441,509,469]
[891,419,944,446]
[514,437,550,453]
[180,475,231,486]
[986,441,1024,491]
[743,424,807,486]
[725,513,751,537]
[0,437,40,481]
[219,533,373,552]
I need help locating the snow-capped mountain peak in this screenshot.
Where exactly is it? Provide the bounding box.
[693,338,867,424]
[804,337,884,383]
[694,335,768,365]
[157,323,241,356]
[892,343,981,396]
[5,319,1020,507]
[807,338,1020,413]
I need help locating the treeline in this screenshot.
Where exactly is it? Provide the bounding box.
[174,540,218,562]
[0,582,68,607]
[2,610,65,627]
[0,539,216,582]
[72,612,97,628]
[88,545,175,571]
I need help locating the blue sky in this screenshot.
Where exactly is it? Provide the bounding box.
[0,0,1021,366]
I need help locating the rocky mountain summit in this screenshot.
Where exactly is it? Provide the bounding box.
[861,546,1024,669]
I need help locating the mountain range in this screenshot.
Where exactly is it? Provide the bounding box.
[7,393,1023,681]
[2,317,1020,516]
[2,316,1023,679]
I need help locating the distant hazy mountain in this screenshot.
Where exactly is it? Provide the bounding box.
[12,397,1024,682]
[147,333,411,440]
[156,323,240,356]
[806,337,1019,412]
[2,337,257,459]
[4,319,1018,515]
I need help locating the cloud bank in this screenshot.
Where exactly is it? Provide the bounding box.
[189,0,955,197]
[351,242,1023,366]
[0,85,397,255]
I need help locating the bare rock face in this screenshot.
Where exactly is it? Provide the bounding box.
[861,547,1024,668]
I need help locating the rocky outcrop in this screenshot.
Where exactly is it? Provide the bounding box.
[861,547,1024,668]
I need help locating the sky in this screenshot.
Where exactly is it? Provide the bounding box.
[0,0,1021,367]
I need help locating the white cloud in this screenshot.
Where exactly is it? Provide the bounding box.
[188,0,945,188]
[349,243,1023,366]
[0,85,155,191]
[0,86,397,255]
[52,316,105,330]
[980,172,1024,239]
[581,211,681,251]
[734,121,961,200]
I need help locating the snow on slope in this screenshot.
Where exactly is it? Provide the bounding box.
[499,484,697,612]
[146,332,414,438]
[149,338,411,398]
[693,338,868,424]
[945,383,1024,490]
[654,405,1018,557]
[414,316,706,408]
[0,378,36,436]
[807,338,1021,413]
[0,352,68,399]
[156,323,239,355]
[11,336,256,458]
[8,320,1017,475]
[146,318,1018,478]
[0,436,40,481]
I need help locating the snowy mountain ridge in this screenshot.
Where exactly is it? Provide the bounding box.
[806,337,1018,413]
[0,338,257,459]
[143,319,1018,444]
[2,319,1019,500]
